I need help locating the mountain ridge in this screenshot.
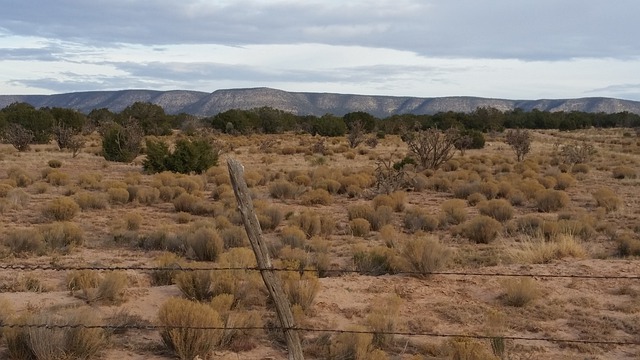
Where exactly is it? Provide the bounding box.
[1,87,639,118]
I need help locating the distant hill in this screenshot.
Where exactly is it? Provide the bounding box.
[2,87,639,118]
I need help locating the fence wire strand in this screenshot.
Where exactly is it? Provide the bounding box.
[2,262,640,349]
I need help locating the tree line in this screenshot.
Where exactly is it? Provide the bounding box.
[1,101,639,173]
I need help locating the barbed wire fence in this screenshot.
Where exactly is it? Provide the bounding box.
[2,263,640,347]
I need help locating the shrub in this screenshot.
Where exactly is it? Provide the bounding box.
[617,233,640,257]
[175,270,220,302]
[134,186,160,205]
[281,271,320,314]
[350,218,371,237]
[258,206,284,231]
[40,221,84,250]
[290,211,335,237]
[8,167,34,187]
[182,227,224,261]
[373,191,406,212]
[478,199,514,222]
[554,173,575,190]
[348,203,392,231]
[221,226,248,249]
[403,207,438,233]
[353,246,398,275]
[612,166,637,179]
[123,212,143,231]
[571,163,590,174]
[74,191,109,210]
[93,271,128,304]
[151,252,186,285]
[300,188,333,205]
[462,215,502,244]
[173,193,217,216]
[366,295,402,349]
[42,197,80,221]
[4,228,45,255]
[500,277,540,307]
[158,297,223,360]
[143,137,219,174]
[509,235,586,264]
[77,172,102,190]
[45,170,70,186]
[401,236,452,277]
[5,309,105,360]
[440,199,467,225]
[101,121,142,162]
[329,326,377,360]
[280,226,307,249]
[536,189,569,212]
[269,180,302,200]
[505,129,532,162]
[107,187,130,204]
[593,187,622,212]
[401,128,459,169]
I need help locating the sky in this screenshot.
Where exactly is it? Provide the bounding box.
[1,0,640,101]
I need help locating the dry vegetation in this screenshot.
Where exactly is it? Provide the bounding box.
[0,127,640,359]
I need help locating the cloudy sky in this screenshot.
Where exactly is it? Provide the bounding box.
[1,0,639,100]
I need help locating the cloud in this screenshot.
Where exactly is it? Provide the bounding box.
[1,0,638,60]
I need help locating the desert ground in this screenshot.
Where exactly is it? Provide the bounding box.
[0,128,639,359]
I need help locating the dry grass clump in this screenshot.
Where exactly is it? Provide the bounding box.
[353,246,398,275]
[348,203,393,231]
[535,189,570,212]
[373,191,406,212]
[366,294,402,349]
[107,186,130,204]
[159,185,186,202]
[158,297,223,360]
[281,270,321,314]
[554,173,576,190]
[327,326,384,360]
[151,252,187,285]
[181,226,224,261]
[300,188,333,205]
[0,182,14,197]
[280,225,308,249]
[42,196,80,221]
[403,207,438,233]
[350,218,371,237]
[257,205,284,231]
[269,180,303,200]
[5,308,106,360]
[4,228,46,255]
[440,199,467,225]
[220,225,249,248]
[133,186,160,205]
[571,163,590,174]
[7,167,33,187]
[47,159,62,168]
[500,277,540,307]
[139,228,182,252]
[74,191,109,210]
[592,187,622,212]
[509,235,587,264]
[290,211,335,237]
[516,178,545,200]
[616,233,640,256]
[45,170,70,186]
[510,214,545,236]
[77,172,102,190]
[67,270,129,304]
[478,199,514,222]
[175,270,218,301]
[612,165,637,179]
[461,215,502,244]
[173,193,219,216]
[400,236,452,277]
[40,221,84,250]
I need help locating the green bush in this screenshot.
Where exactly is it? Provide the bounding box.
[101,122,142,163]
[143,137,219,174]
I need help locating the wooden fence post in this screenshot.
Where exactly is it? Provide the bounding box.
[227,158,304,360]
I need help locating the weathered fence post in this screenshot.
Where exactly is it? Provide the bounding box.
[227,158,304,360]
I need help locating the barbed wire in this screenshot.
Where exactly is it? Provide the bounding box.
[0,323,638,346]
[0,263,638,280]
